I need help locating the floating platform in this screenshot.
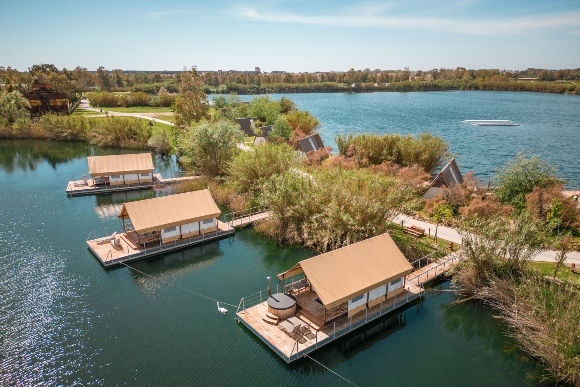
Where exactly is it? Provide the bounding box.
[66,175,200,196]
[462,119,520,127]
[87,220,234,267]
[237,253,461,363]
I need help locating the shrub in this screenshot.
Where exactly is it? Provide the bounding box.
[177,119,243,177]
[227,143,297,193]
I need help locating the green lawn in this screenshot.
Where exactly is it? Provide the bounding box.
[529,261,580,286]
[97,106,173,113]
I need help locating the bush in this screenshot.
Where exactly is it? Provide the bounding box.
[335,132,449,173]
[494,153,564,211]
[177,119,243,177]
[259,167,417,251]
[227,143,297,193]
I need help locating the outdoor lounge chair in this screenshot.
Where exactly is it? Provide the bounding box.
[300,325,316,340]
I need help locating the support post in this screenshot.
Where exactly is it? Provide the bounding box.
[334,322,336,339]
[260,291,262,303]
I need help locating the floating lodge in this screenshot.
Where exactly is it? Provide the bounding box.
[87,189,234,266]
[235,233,459,363]
[66,153,197,196]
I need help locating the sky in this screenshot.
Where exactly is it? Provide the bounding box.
[1,0,579,72]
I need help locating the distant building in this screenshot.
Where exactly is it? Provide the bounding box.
[235,118,256,137]
[422,158,464,199]
[296,133,325,153]
[255,67,261,74]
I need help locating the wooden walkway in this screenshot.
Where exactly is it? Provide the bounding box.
[87,220,234,267]
[406,252,461,286]
[229,211,272,228]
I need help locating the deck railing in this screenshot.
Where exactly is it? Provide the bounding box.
[285,283,426,363]
[225,206,269,227]
[407,252,462,286]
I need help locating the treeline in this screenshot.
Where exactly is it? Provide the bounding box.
[216,80,580,95]
[2,64,580,98]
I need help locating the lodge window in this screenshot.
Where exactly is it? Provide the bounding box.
[110,175,121,179]
[164,226,177,233]
[389,277,402,286]
[202,219,214,224]
[350,294,365,303]
[140,173,150,177]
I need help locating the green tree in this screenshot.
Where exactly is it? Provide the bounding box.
[178,119,243,177]
[227,143,297,193]
[0,90,30,127]
[495,154,564,211]
[270,116,292,140]
[285,110,320,137]
[174,66,210,129]
[247,96,282,125]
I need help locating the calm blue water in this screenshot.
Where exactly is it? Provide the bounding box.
[240,91,580,188]
[0,140,556,386]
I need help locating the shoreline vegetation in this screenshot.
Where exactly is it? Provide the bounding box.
[2,66,580,385]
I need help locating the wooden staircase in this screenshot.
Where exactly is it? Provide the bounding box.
[262,312,279,326]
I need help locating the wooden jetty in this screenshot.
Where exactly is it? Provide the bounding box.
[87,220,234,267]
[66,152,201,196]
[237,250,461,363]
[66,174,201,196]
[87,197,272,267]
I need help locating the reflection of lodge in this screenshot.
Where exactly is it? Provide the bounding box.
[87,189,234,266]
[278,233,413,327]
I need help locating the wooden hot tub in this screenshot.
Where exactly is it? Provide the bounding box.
[267,293,297,320]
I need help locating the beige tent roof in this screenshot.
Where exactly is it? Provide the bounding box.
[278,233,413,309]
[119,189,221,233]
[87,153,154,176]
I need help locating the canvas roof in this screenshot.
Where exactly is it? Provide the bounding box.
[119,189,221,233]
[427,158,463,189]
[297,133,324,153]
[87,153,154,176]
[277,233,413,309]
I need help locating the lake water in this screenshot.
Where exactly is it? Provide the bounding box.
[0,140,556,386]
[240,91,580,188]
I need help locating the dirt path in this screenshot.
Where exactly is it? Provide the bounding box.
[394,213,580,265]
[80,99,174,126]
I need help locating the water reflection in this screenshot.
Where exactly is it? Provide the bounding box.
[126,241,224,294]
[93,190,156,218]
[0,140,92,173]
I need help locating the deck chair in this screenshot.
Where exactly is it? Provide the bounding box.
[300,325,316,340]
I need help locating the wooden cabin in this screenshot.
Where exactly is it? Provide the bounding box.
[277,233,413,326]
[296,133,325,153]
[118,189,221,245]
[235,118,256,136]
[87,153,154,186]
[422,158,464,199]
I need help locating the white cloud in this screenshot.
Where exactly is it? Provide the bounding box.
[147,10,194,20]
[570,30,580,35]
[239,8,580,36]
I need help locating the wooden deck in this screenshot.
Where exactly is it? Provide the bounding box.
[237,252,462,363]
[66,174,200,196]
[87,220,234,267]
[237,283,423,363]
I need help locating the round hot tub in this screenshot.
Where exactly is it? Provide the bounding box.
[267,293,297,320]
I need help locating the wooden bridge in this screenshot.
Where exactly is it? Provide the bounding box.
[226,207,272,228]
[407,252,461,286]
